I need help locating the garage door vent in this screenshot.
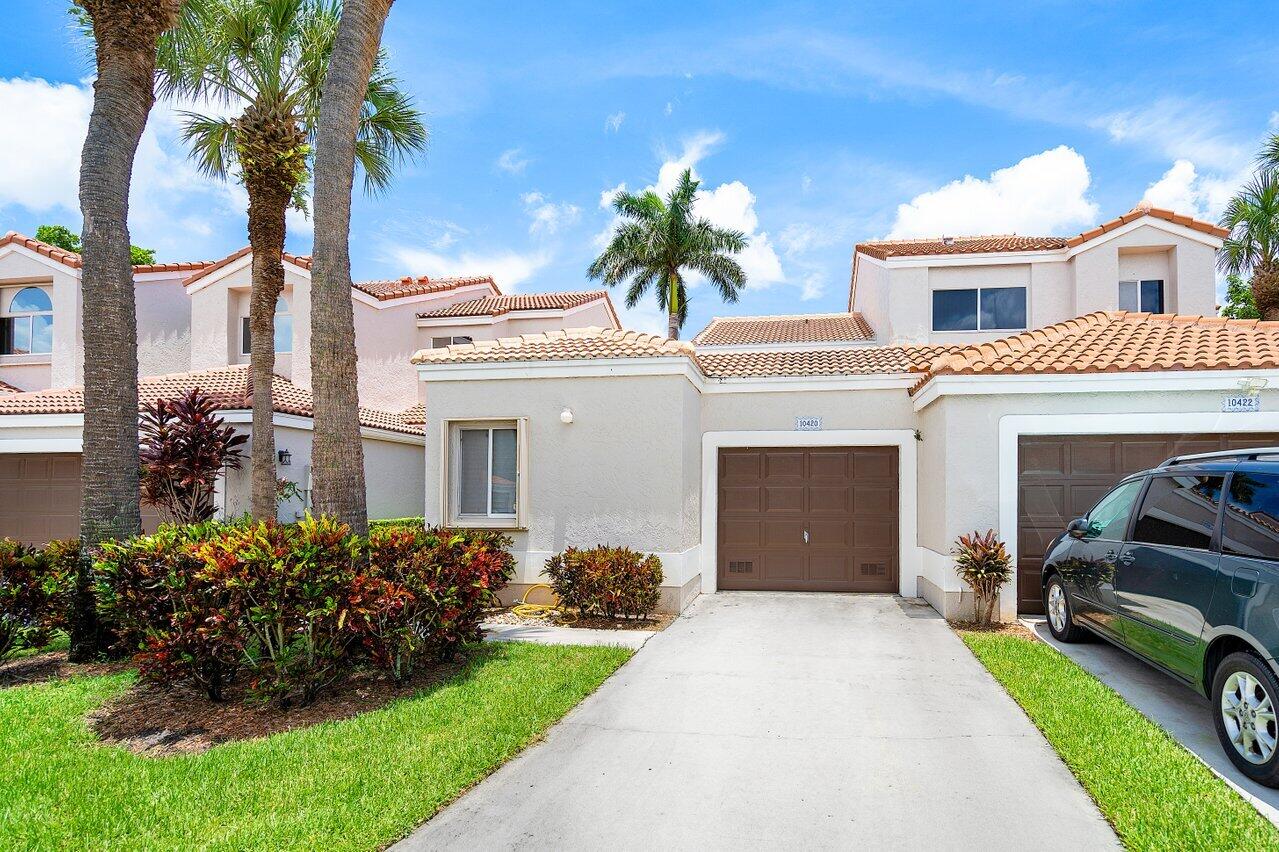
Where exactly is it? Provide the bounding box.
[727,561,753,574]
[860,562,887,577]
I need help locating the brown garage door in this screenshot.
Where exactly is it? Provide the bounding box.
[0,453,161,545]
[718,446,898,592]
[1017,433,1279,614]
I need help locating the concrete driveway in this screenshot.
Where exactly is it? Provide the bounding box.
[1030,619,1279,827]
[398,593,1116,851]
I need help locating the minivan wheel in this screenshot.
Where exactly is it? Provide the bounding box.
[1213,652,1279,787]
[1043,575,1085,642]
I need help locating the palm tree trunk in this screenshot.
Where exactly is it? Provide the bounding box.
[73,0,182,662]
[246,182,290,520]
[308,0,394,536]
[1254,264,1279,322]
[667,271,680,340]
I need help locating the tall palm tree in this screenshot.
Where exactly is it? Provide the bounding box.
[310,0,400,536]
[589,168,748,339]
[72,0,184,661]
[1219,170,1279,321]
[156,0,425,519]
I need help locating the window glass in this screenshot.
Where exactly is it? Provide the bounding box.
[458,429,490,514]
[30,314,52,354]
[491,428,517,514]
[1223,472,1279,561]
[979,287,1027,330]
[9,287,52,313]
[1140,280,1164,313]
[1084,479,1144,540]
[7,317,31,354]
[932,289,978,331]
[454,336,473,345]
[273,314,293,353]
[1132,474,1224,550]
[1119,281,1139,312]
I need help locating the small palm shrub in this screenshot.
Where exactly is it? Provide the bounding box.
[953,530,1013,626]
[0,538,70,662]
[543,546,663,620]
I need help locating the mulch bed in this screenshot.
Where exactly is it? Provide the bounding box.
[949,619,1035,640]
[0,651,128,689]
[484,608,674,632]
[89,658,464,757]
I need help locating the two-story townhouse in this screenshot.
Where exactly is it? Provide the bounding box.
[410,204,1279,621]
[0,232,618,541]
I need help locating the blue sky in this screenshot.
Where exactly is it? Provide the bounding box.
[0,1,1274,335]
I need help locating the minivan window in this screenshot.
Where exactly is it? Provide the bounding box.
[1131,474,1224,551]
[1083,479,1144,540]
[1222,472,1279,561]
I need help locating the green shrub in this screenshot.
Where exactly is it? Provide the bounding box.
[368,517,426,532]
[361,526,515,681]
[543,546,663,619]
[0,539,70,662]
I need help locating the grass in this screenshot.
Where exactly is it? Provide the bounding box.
[960,629,1279,850]
[0,641,631,850]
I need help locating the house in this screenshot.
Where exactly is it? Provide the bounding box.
[0,231,618,542]
[412,204,1279,620]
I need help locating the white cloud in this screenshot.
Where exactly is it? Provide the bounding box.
[889,146,1100,238]
[495,147,530,175]
[389,245,551,292]
[664,101,674,116]
[522,191,580,235]
[0,78,89,213]
[1142,158,1249,222]
[1092,99,1250,174]
[604,111,625,133]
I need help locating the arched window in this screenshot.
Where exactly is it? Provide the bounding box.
[240,296,292,355]
[1,286,53,355]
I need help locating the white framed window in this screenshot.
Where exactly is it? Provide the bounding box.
[931,286,1027,332]
[431,335,473,348]
[241,296,292,355]
[1119,280,1164,313]
[1,286,53,356]
[442,418,528,527]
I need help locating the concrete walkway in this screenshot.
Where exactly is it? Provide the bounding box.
[480,620,653,650]
[398,593,1117,851]
[1028,618,1279,827]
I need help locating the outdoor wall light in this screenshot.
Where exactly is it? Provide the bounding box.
[560,408,574,424]
[278,449,292,466]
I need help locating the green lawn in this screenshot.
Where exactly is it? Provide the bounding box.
[0,641,631,850]
[961,629,1279,850]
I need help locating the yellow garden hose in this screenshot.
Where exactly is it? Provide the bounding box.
[511,583,577,624]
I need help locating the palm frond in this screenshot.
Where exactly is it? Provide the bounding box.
[179,113,238,180]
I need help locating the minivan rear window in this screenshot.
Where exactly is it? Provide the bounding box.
[1131,474,1224,551]
[1223,472,1279,561]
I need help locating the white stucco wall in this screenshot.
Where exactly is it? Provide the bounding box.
[0,252,77,390]
[352,298,423,410]
[135,273,193,377]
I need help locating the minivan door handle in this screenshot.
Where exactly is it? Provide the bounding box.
[1104,549,1118,561]
[1117,553,1136,566]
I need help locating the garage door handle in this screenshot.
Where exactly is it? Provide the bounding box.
[803,530,809,544]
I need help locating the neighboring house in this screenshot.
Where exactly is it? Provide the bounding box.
[0,231,618,541]
[413,204,1279,620]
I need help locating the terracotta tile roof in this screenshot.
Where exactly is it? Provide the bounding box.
[0,232,218,274]
[417,290,611,319]
[910,311,1279,394]
[398,403,426,425]
[354,274,498,302]
[693,313,876,346]
[855,205,1229,261]
[698,345,957,378]
[0,365,422,436]
[181,246,313,286]
[411,327,692,364]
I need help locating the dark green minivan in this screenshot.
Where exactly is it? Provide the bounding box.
[1042,448,1279,786]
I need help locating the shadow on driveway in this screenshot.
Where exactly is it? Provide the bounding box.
[1028,618,1279,827]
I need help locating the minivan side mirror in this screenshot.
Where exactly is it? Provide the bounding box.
[1066,517,1089,539]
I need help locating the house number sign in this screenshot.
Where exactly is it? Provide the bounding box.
[1222,394,1261,413]
[795,416,823,431]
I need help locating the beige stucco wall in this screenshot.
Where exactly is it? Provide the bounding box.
[1072,224,1216,316]
[701,386,915,433]
[0,252,78,390]
[136,274,193,377]
[352,298,423,410]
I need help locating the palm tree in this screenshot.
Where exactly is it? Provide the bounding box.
[156,0,425,520]
[72,0,184,661]
[309,0,400,536]
[589,168,748,339]
[1219,170,1279,321]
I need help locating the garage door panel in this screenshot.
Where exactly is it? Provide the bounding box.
[1017,433,1279,614]
[718,447,898,593]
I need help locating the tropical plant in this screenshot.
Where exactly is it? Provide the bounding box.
[155,0,426,520]
[1220,273,1260,320]
[0,539,64,663]
[1218,170,1279,321]
[35,223,155,264]
[309,0,403,536]
[72,0,184,662]
[589,168,747,339]
[543,545,664,620]
[138,388,248,524]
[953,530,1013,627]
